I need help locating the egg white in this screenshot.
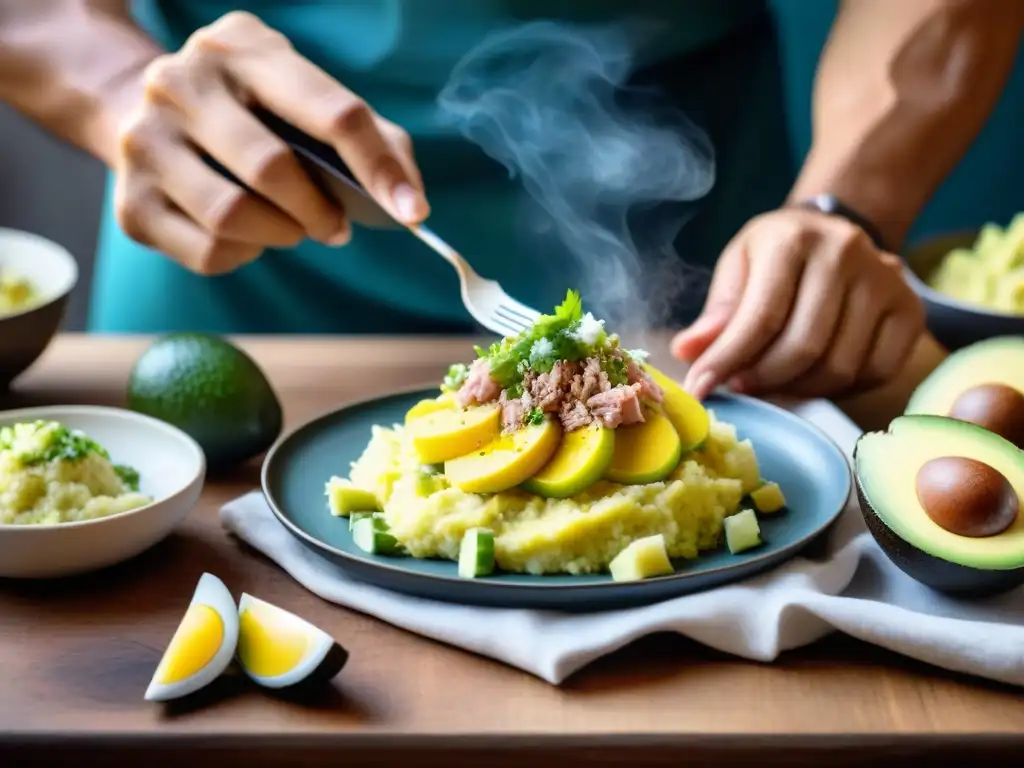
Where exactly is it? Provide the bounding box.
[236,593,341,689]
[144,572,239,702]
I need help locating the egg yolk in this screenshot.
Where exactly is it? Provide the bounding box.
[153,604,225,685]
[237,602,309,679]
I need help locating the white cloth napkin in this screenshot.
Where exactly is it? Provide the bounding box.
[220,399,1024,687]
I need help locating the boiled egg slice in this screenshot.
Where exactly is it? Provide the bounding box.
[236,593,348,689]
[144,572,239,702]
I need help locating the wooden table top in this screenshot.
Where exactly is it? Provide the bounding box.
[2,332,1022,767]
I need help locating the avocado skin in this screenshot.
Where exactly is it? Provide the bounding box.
[127,333,283,469]
[854,468,1024,598]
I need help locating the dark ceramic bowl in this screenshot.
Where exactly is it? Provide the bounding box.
[0,228,78,389]
[903,228,1024,351]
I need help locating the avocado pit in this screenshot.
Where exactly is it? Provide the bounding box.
[915,456,1018,538]
[948,383,1024,449]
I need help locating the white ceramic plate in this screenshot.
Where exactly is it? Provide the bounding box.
[0,405,206,578]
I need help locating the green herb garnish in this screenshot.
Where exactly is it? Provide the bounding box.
[1,421,142,490]
[604,356,629,388]
[524,407,546,426]
[114,464,141,491]
[0,421,109,465]
[472,289,607,392]
[441,362,469,392]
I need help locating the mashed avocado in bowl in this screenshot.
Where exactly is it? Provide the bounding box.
[926,213,1024,313]
[0,420,151,526]
[324,290,784,582]
[0,227,80,388]
[0,267,39,317]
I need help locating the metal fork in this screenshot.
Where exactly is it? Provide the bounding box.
[248,107,541,337]
[407,225,540,337]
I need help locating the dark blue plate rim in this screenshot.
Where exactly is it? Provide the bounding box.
[261,383,854,593]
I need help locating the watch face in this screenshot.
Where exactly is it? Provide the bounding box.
[814,194,839,214]
[801,195,884,250]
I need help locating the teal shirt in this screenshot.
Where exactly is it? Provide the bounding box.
[90,0,793,334]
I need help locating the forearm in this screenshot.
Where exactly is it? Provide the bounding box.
[788,0,1024,251]
[0,1,163,166]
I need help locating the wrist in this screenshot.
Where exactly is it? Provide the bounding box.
[87,62,150,167]
[53,7,161,167]
[786,147,919,252]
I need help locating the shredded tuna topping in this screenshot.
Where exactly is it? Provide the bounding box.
[443,289,664,433]
[459,351,662,433]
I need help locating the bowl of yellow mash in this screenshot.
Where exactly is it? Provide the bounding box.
[0,405,205,578]
[904,215,1024,350]
[0,227,79,388]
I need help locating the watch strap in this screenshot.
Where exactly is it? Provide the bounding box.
[794,193,887,252]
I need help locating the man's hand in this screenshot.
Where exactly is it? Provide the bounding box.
[671,208,925,401]
[112,11,429,275]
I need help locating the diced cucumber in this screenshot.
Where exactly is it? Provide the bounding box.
[724,508,762,554]
[609,534,674,582]
[458,527,495,578]
[325,476,380,517]
[413,469,443,497]
[348,511,378,531]
[750,481,786,514]
[352,515,404,556]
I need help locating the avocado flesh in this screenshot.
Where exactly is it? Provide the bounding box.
[905,336,1024,417]
[856,415,1024,573]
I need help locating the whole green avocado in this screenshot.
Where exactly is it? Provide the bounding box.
[127,333,283,468]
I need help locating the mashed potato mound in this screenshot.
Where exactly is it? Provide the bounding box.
[348,410,761,575]
[0,421,151,526]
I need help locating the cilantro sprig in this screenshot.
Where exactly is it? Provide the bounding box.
[441,363,469,393]
[524,407,546,426]
[461,289,641,399]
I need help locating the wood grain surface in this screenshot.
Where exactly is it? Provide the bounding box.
[2,332,1021,767]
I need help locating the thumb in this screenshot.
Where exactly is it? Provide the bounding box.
[671,243,749,362]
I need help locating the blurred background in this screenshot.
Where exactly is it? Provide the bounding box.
[3,0,1023,332]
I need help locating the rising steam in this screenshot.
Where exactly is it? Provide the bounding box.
[436,20,716,338]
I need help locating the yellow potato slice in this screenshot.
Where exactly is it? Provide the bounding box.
[643,364,710,451]
[406,404,501,464]
[445,418,561,494]
[404,393,457,424]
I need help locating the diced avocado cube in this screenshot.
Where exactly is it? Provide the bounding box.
[351,515,404,556]
[326,476,381,517]
[608,534,675,582]
[413,469,443,497]
[458,527,495,578]
[724,509,763,554]
[750,482,787,514]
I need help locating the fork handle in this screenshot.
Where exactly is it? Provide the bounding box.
[408,225,474,280]
[250,106,473,278]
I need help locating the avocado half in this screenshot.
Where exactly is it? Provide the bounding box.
[854,414,1024,596]
[905,335,1024,447]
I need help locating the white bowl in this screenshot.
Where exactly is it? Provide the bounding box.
[0,405,206,578]
[0,227,80,387]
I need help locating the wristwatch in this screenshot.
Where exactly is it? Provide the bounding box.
[794,193,887,252]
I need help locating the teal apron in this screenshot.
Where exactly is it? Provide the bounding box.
[89,0,793,333]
